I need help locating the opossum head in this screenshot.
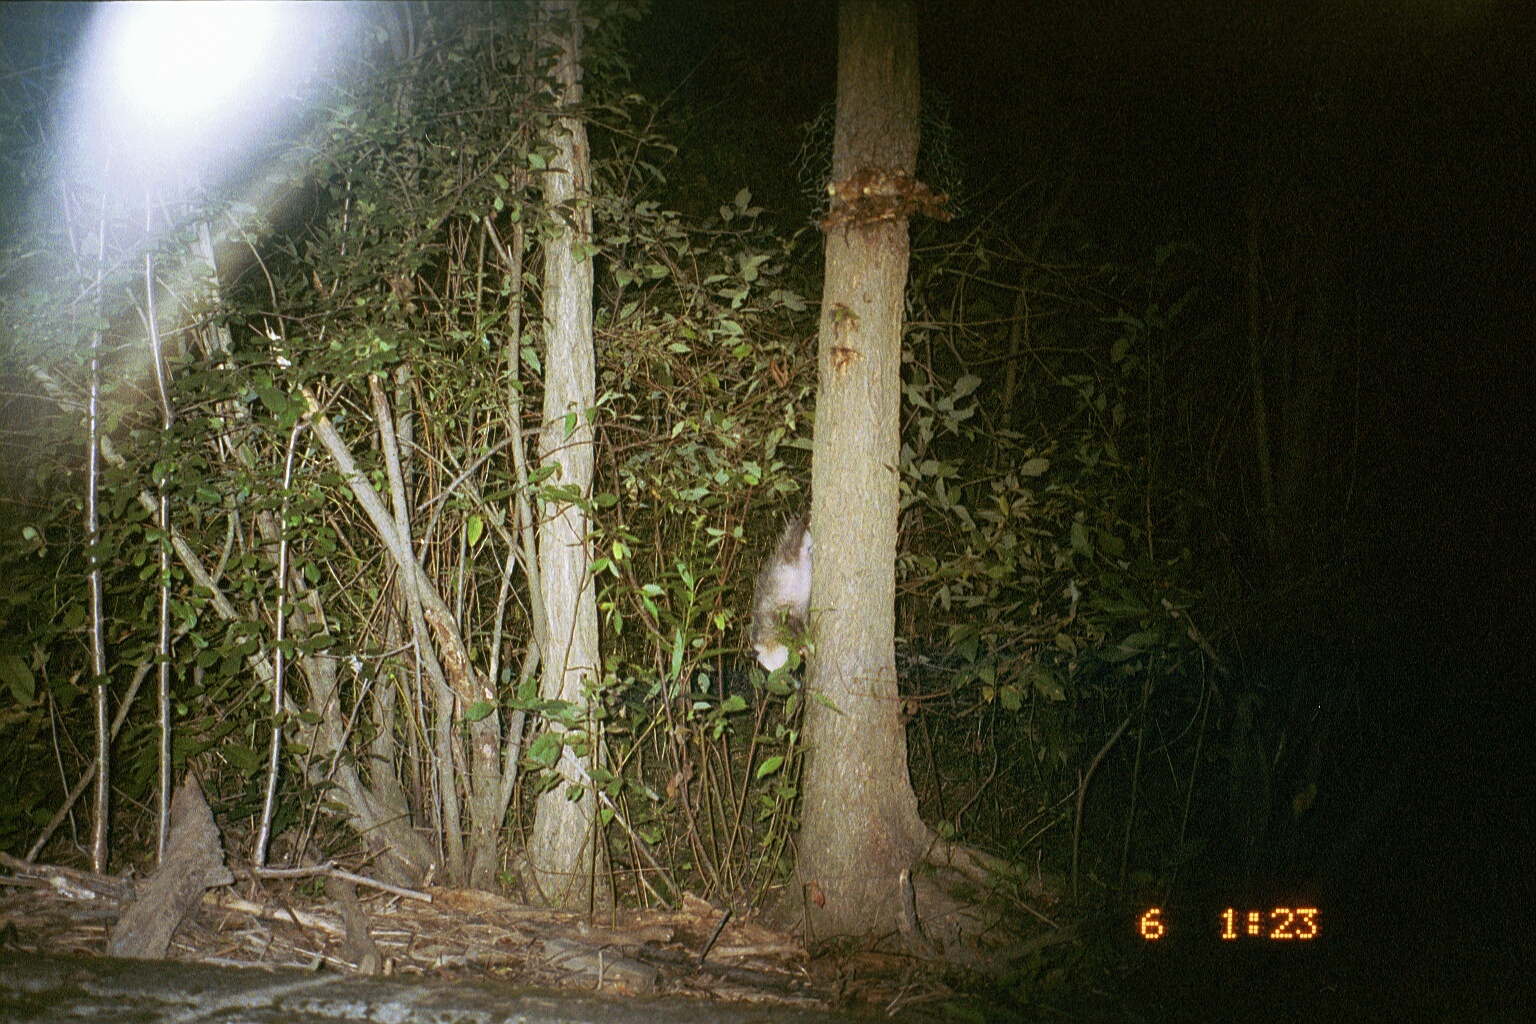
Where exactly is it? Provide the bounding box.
[750,515,812,671]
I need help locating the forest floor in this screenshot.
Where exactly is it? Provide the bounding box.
[0,854,984,1020]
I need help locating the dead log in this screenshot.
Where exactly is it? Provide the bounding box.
[105,772,232,959]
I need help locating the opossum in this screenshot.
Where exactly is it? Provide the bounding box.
[749,514,812,671]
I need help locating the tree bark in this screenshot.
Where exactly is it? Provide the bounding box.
[795,0,931,940]
[523,0,607,911]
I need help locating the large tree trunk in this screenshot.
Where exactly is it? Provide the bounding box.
[795,0,931,940]
[522,0,606,910]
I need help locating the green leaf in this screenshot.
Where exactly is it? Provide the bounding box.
[756,755,784,779]
[464,699,495,722]
[0,655,36,704]
[1027,664,1066,701]
[721,694,748,714]
[528,731,562,768]
[1098,530,1125,558]
[670,629,685,681]
[466,514,484,547]
[257,386,288,415]
[813,693,844,715]
[1020,457,1050,477]
[221,743,261,773]
[517,676,539,704]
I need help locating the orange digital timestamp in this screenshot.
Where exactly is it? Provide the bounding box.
[1138,908,1167,940]
[1219,906,1320,941]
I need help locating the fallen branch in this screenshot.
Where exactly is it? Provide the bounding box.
[0,851,134,901]
[208,892,345,938]
[240,862,432,904]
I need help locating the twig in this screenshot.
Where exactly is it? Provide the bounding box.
[211,892,344,937]
[25,662,152,862]
[1170,677,1212,893]
[1072,713,1132,899]
[1162,598,1228,687]
[560,748,677,908]
[242,862,432,904]
[698,906,732,967]
[999,921,1081,962]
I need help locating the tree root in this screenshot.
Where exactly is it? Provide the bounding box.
[899,831,1071,968]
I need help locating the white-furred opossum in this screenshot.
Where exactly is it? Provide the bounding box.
[749,514,812,671]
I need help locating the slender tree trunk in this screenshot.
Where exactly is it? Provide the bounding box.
[523,0,606,911]
[143,208,176,865]
[87,197,109,876]
[254,422,301,868]
[492,210,544,822]
[795,0,930,940]
[88,330,109,875]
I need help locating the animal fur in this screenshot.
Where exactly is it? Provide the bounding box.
[750,514,812,671]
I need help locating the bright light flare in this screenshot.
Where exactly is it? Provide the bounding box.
[66,1,335,189]
[106,3,279,127]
